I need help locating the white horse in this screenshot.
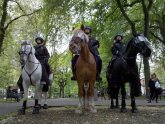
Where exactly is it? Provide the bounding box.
[18,40,52,114]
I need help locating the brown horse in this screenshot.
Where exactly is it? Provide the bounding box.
[69,25,97,113]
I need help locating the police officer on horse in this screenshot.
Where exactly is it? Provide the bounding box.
[17,36,51,92]
[71,26,102,81]
[107,33,125,79]
[34,36,51,75]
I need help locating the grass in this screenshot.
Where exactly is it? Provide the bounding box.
[0,112,16,122]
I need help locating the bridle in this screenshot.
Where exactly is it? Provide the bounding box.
[19,42,40,84]
[19,43,40,64]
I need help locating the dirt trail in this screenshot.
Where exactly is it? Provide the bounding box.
[1,106,165,124]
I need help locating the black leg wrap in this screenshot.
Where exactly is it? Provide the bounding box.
[18,100,27,115]
[35,99,38,106]
[23,100,27,109]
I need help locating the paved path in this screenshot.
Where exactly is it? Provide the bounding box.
[0,98,164,116]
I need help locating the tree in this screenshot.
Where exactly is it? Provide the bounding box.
[115,0,154,96]
[0,0,40,54]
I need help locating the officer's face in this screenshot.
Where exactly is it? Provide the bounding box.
[151,74,156,79]
[116,36,122,41]
[36,39,42,44]
[84,29,90,35]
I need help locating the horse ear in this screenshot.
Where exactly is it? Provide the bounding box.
[27,40,32,44]
[80,24,84,31]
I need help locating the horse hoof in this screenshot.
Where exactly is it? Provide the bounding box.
[43,104,48,109]
[88,105,97,113]
[110,105,115,109]
[131,108,138,113]
[18,108,25,115]
[75,109,82,114]
[38,104,42,109]
[120,108,127,113]
[32,106,40,114]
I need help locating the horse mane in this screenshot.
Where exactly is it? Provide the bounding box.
[124,38,134,53]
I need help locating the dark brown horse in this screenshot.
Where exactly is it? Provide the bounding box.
[69,25,97,113]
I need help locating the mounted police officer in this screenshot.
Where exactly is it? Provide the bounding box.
[84,26,102,81]
[107,33,125,79]
[17,36,51,93]
[71,26,102,81]
[34,36,51,75]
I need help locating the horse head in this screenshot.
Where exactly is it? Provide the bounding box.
[69,25,89,54]
[133,34,152,57]
[19,40,35,64]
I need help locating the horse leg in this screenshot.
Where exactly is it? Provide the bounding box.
[32,83,41,114]
[120,84,127,113]
[130,94,138,113]
[84,83,89,109]
[18,82,28,115]
[43,91,48,109]
[110,89,115,109]
[115,87,119,108]
[130,82,138,113]
[88,80,97,113]
[75,81,84,114]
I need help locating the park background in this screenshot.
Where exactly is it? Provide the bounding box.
[0,0,165,99]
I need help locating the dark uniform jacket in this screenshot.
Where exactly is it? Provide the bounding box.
[148,79,156,90]
[34,45,50,64]
[88,36,100,56]
[111,42,125,58]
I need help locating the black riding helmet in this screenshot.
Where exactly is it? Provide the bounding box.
[114,33,123,40]
[84,26,92,33]
[35,36,44,44]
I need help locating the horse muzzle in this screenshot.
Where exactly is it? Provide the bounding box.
[142,48,151,57]
[69,43,80,54]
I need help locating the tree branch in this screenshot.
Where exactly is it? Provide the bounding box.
[4,9,41,30]
[9,0,26,13]
[148,0,154,10]
[115,0,137,35]
[104,7,118,22]
[149,25,160,29]
[123,0,141,7]
[141,0,147,14]
[149,31,164,43]
[0,0,8,29]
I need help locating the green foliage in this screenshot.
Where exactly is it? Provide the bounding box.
[0,0,165,97]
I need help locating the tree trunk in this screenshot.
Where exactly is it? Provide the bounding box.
[48,85,52,98]
[141,0,153,97]
[0,0,8,54]
[62,87,64,98]
[59,87,61,98]
[143,57,150,97]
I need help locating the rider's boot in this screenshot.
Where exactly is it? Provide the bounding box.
[71,70,76,80]
[71,55,79,81]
